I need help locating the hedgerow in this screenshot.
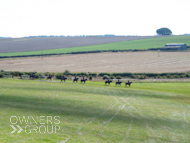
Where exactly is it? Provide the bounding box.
[0,70,189,79]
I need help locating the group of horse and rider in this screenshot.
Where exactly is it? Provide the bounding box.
[105,79,132,87]
[29,74,132,86]
[57,76,88,83]
[49,75,88,83]
[72,76,88,83]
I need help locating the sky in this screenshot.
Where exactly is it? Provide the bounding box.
[0,0,190,37]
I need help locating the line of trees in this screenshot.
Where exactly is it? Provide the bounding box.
[0,70,189,79]
[24,34,117,38]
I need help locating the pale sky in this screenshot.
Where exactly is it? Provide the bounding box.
[0,0,189,37]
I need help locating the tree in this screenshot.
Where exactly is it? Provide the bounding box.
[102,75,109,80]
[156,28,172,35]
[63,70,70,75]
[0,73,3,78]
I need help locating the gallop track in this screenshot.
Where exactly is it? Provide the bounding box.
[0,79,189,142]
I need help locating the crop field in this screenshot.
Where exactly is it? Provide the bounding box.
[0,35,190,57]
[0,79,190,142]
[1,51,190,73]
[0,36,163,53]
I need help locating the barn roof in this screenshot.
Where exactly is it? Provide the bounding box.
[162,46,181,49]
[159,43,187,51]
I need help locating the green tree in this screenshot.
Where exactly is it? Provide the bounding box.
[156,28,172,35]
[0,73,3,78]
[63,70,70,75]
[89,76,93,80]
[102,75,109,80]
[116,76,121,79]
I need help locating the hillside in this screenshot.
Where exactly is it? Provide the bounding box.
[0,35,190,57]
[0,36,162,53]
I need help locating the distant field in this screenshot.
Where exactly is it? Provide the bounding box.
[0,79,189,142]
[0,36,162,53]
[0,35,190,57]
[1,52,190,73]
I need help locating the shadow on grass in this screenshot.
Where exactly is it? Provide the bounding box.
[5,83,190,102]
[0,93,189,130]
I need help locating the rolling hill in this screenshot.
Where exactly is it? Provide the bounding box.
[0,36,163,53]
[0,35,190,57]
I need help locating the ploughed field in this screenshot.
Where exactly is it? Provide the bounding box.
[0,36,160,53]
[1,51,190,73]
[0,79,189,142]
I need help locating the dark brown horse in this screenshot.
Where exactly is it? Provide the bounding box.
[81,78,87,83]
[125,81,132,87]
[73,77,79,83]
[105,79,112,85]
[29,75,35,80]
[61,76,67,82]
[47,75,53,81]
[115,80,122,86]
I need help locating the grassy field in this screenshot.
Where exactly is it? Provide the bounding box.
[0,78,190,142]
[0,35,190,57]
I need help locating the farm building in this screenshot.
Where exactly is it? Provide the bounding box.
[160,43,187,51]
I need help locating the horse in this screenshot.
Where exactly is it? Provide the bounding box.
[61,76,67,82]
[115,81,122,86]
[73,77,79,83]
[125,81,132,87]
[47,75,53,81]
[105,80,112,85]
[81,78,87,83]
[29,75,35,80]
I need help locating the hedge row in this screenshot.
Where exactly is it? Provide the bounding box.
[99,72,190,79]
[1,46,190,59]
[0,49,148,59]
[0,70,189,79]
[0,70,97,79]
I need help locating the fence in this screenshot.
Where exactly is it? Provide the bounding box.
[133,79,190,83]
[3,75,14,78]
[104,78,190,83]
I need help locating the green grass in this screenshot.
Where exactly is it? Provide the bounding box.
[0,78,190,142]
[0,35,190,57]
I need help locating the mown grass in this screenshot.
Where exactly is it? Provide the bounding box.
[0,35,190,57]
[0,79,190,142]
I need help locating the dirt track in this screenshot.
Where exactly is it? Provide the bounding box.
[1,51,190,73]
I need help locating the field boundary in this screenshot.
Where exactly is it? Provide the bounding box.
[0,49,148,58]
[1,76,190,83]
[1,47,190,59]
